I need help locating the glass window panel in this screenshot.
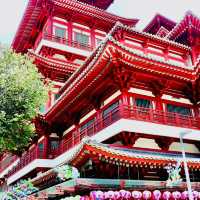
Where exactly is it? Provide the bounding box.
[39,105,46,113]
[38,143,44,150]
[80,118,95,131]
[96,38,102,46]
[166,104,191,115]
[75,32,89,44]
[55,27,66,38]
[103,101,119,117]
[50,141,59,150]
[55,93,60,101]
[135,98,152,108]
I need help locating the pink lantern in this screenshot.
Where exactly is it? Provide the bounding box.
[80,196,86,200]
[172,191,181,200]
[96,191,104,199]
[106,191,115,199]
[162,191,171,200]
[181,191,188,200]
[132,191,142,199]
[114,191,120,200]
[119,190,127,198]
[193,191,198,200]
[153,190,161,200]
[90,191,97,200]
[142,190,152,200]
[124,191,131,199]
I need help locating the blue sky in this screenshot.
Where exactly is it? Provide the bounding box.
[0,0,200,45]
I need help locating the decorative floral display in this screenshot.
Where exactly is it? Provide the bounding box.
[61,195,81,200]
[165,162,182,186]
[55,165,80,181]
[5,179,38,199]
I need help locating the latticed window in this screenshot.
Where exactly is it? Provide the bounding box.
[135,98,152,108]
[103,101,119,117]
[50,141,59,150]
[39,105,46,113]
[166,104,191,116]
[80,118,95,132]
[74,32,89,44]
[55,27,66,38]
[54,93,61,101]
[96,38,102,46]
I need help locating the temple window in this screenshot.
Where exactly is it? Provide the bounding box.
[50,140,59,150]
[96,38,102,46]
[54,27,67,39]
[39,104,46,113]
[166,104,191,116]
[103,101,119,117]
[135,98,152,108]
[38,143,44,158]
[74,32,90,45]
[80,118,96,132]
[54,93,61,101]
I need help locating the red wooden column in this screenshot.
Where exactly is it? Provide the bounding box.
[68,21,73,47]
[90,28,96,49]
[43,135,49,159]
[120,89,130,118]
[155,96,164,111]
[193,104,200,126]
[75,124,80,145]
[121,89,130,106]
[154,95,165,123]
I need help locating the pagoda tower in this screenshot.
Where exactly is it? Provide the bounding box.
[1,1,200,199]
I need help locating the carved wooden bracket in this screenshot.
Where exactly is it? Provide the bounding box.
[149,79,170,97]
[88,95,102,110]
[194,142,200,152]
[120,132,139,146]
[112,65,133,91]
[184,79,200,104]
[155,137,173,151]
[34,116,51,136]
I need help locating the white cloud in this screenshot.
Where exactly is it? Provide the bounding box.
[0,0,28,45]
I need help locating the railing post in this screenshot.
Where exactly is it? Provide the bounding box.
[120,89,130,118]
[68,21,73,47]
[72,123,79,145]
[90,28,96,49]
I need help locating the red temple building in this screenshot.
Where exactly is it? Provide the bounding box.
[1,0,200,199]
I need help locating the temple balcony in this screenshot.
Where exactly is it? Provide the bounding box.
[5,94,200,184]
[34,32,94,57]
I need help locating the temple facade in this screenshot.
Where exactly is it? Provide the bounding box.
[1,0,200,199]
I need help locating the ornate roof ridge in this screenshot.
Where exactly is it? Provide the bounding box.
[119,24,190,50]
[166,11,200,40]
[59,21,190,90]
[70,139,200,164]
[12,0,138,52]
[52,0,139,25]
[45,22,193,118]
[28,50,80,69]
[143,13,176,33]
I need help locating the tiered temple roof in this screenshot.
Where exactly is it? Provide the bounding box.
[12,0,138,53]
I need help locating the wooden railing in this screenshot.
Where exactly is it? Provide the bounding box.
[0,155,18,174]
[60,105,200,153]
[6,105,200,178]
[7,145,41,177]
[34,32,93,52]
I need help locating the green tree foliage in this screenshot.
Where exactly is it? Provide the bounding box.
[0,47,48,154]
